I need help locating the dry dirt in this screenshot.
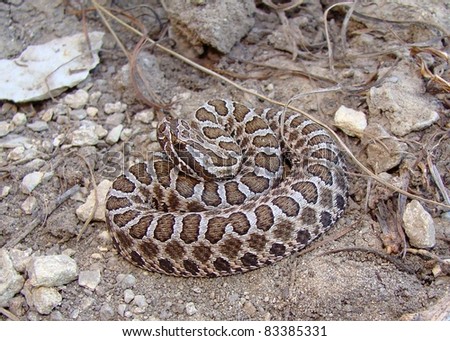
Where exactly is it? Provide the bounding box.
[0,0,449,321]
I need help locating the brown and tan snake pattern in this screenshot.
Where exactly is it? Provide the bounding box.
[106,99,348,277]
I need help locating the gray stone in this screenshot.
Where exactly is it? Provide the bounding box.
[69,109,87,120]
[105,113,125,126]
[135,109,155,124]
[124,289,135,304]
[12,113,27,126]
[0,121,12,137]
[21,171,44,194]
[403,200,435,248]
[64,89,89,109]
[165,0,256,54]
[367,61,440,136]
[242,301,257,317]
[99,303,115,320]
[0,134,32,149]
[106,124,123,145]
[8,248,32,273]
[27,120,49,132]
[133,294,148,309]
[185,302,197,316]
[78,269,101,290]
[27,255,78,287]
[0,249,25,307]
[104,101,127,114]
[21,196,38,214]
[31,286,62,315]
[117,274,136,289]
[118,303,127,317]
[71,125,99,146]
[1,185,11,199]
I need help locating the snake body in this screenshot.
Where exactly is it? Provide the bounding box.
[106,99,348,277]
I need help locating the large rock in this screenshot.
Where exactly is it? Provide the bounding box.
[403,200,435,248]
[0,249,25,307]
[164,0,256,54]
[27,255,78,287]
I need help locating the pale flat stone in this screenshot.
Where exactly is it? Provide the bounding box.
[0,32,104,103]
[75,179,112,222]
[31,286,62,315]
[403,200,435,248]
[0,249,25,307]
[334,105,367,137]
[27,255,78,287]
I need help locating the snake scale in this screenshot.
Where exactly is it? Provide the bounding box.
[106,99,348,277]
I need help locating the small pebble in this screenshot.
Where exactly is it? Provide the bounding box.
[8,248,32,273]
[334,105,367,137]
[88,91,102,105]
[133,295,148,309]
[27,121,49,132]
[135,109,155,124]
[106,124,123,145]
[185,302,197,316]
[86,107,98,117]
[117,274,136,289]
[118,303,127,317]
[12,113,27,126]
[124,289,135,304]
[120,128,132,141]
[1,185,11,198]
[105,113,125,126]
[69,109,87,120]
[0,121,12,137]
[75,179,112,222]
[72,126,99,146]
[27,254,78,287]
[21,196,38,214]
[104,101,127,114]
[99,303,115,320]
[242,301,257,317]
[64,89,89,109]
[31,287,62,315]
[78,269,102,290]
[403,200,435,248]
[21,171,44,194]
[0,249,25,307]
[41,109,54,122]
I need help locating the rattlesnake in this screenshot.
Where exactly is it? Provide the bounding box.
[106,99,348,277]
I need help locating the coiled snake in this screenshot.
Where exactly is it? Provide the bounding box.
[106,99,348,277]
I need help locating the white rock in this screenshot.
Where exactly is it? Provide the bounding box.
[120,128,133,141]
[0,32,104,103]
[334,105,367,137]
[104,101,127,114]
[124,289,135,303]
[0,121,12,137]
[86,106,98,117]
[41,109,54,122]
[78,269,101,290]
[95,125,108,139]
[185,302,197,316]
[52,134,65,147]
[69,109,87,120]
[75,179,112,222]
[72,125,99,146]
[133,295,148,309]
[27,121,49,132]
[100,303,115,320]
[21,171,44,194]
[1,185,11,199]
[7,146,25,161]
[0,249,25,307]
[117,274,136,289]
[106,124,123,145]
[149,129,158,142]
[135,109,155,124]
[12,113,27,126]
[31,287,62,315]
[27,255,78,287]
[8,248,32,273]
[64,89,89,109]
[403,200,435,248]
[0,134,32,149]
[21,196,38,215]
